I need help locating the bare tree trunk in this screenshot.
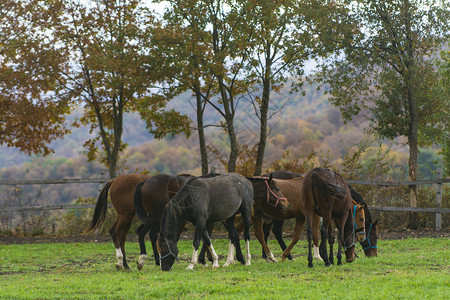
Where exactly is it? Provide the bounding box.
[194,87,209,175]
[407,81,419,229]
[254,77,270,176]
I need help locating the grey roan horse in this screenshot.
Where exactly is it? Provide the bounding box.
[157,173,253,271]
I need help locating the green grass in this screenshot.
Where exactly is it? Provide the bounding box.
[0,238,448,299]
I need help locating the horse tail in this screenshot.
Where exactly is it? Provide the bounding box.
[310,171,347,203]
[133,181,150,224]
[84,179,114,234]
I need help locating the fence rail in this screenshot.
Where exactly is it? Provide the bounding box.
[1,178,448,186]
[0,203,448,214]
[0,175,448,229]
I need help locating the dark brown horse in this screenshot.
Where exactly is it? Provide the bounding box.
[264,170,378,258]
[302,167,360,267]
[85,173,149,269]
[133,174,193,269]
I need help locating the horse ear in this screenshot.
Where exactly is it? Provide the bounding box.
[269,174,273,182]
[374,219,379,226]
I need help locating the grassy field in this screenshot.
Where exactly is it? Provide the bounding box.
[0,237,448,299]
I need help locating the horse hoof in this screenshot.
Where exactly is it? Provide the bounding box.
[137,263,144,271]
[308,263,314,268]
[115,264,124,270]
[223,261,233,267]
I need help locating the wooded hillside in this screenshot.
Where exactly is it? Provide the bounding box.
[0,81,443,206]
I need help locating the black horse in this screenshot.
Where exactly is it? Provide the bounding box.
[263,170,378,258]
[157,173,254,271]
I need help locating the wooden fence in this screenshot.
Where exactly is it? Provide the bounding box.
[0,174,449,230]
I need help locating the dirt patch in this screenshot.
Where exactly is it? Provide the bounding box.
[0,228,448,245]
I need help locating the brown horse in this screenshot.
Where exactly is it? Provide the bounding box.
[302,167,362,267]
[266,177,321,261]
[252,175,364,263]
[85,173,149,269]
[245,176,291,262]
[264,170,378,258]
[133,174,193,269]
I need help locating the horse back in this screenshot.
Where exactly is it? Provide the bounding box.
[191,173,253,221]
[109,173,149,214]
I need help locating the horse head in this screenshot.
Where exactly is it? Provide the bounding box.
[157,206,181,271]
[352,201,366,242]
[266,175,290,214]
[361,219,379,257]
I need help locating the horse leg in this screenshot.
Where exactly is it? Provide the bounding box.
[312,215,323,261]
[320,215,333,266]
[200,226,219,268]
[224,216,245,265]
[109,214,133,270]
[319,223,331,267]
[187,222,205,270]
[282,218,304,261]
[334,218,344,266]
[272,220,293,261]
[242,210,252,266]
[223,239,236,267]
[262,220,273,259]
[306,224,314,268]
[252,214,277,262]
[198,222,214,265]
[136,223,151,270]
[109,220,124,269]
[149,225,160,266]
[327,222,335,265]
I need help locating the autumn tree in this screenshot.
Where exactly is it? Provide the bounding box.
[435,49,450,176]
[48,0,190,178]
[317,0,449,228]
[242,0,322,175]
[152,0,217,175]
[156,0,254,173]
[0,0,69,155]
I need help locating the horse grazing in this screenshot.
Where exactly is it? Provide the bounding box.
[264,170,378,258]
[349,186,378,257]
[158,173,253,271]
[198,175,290,264]
[133,174,193,269]
[302,167,362,267]
[85,173,149,270]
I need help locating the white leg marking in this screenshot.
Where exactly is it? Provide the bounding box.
[208,244,220,268]
[268,251,277,263]
[223,240,235,267]
[115,248,124,268]
[245,240,251,266]
[314,245,323,261]
[138,254,147,265]
[187,247,198,270]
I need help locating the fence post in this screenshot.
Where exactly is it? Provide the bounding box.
[435,168,442,230]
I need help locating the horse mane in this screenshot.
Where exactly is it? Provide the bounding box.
[165,177,205,218]
[348,184,373,222]
[246,176,267,183]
